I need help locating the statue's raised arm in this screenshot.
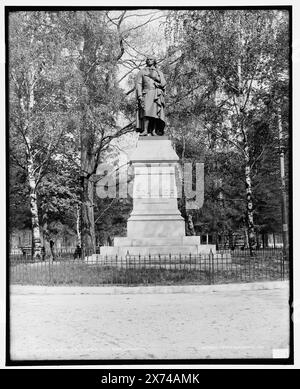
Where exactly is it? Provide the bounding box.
[136,56,166,136]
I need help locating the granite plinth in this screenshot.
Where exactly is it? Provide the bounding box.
[128,138,185,239]
[127,217,185,238]
[130,136,179,163]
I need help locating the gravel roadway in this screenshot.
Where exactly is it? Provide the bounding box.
[9,283,290,361]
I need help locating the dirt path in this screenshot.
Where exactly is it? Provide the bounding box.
[10,285,290,360]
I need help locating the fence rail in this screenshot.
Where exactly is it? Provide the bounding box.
[9,247,289,286]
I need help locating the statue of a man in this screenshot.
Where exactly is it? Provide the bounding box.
[135,56,166,136]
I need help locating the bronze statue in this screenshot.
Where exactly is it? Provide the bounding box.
[135,56,166,136]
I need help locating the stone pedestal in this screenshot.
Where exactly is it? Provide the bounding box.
[100,136,216,257]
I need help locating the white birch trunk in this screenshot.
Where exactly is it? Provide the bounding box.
[277,107,289,252]
[76,203,81,245]
[236,20,256,252]
[26,135,42,258]
[244,148,256,250]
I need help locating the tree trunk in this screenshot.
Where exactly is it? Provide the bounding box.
[26,137,42,259]
[187,214,196,236]
[236,19,256,255]
[228,231,234,250]
[79,30,97,255]
[277,107,289,253]
[41,210,50,260]
[244,153,256,254]
[81,175,96,254]
[80,120,96,254]
[76,203,81,245]
[180,135,189,231]
[263,233,267,248]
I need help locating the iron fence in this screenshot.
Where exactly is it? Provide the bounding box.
[9,247,289,286]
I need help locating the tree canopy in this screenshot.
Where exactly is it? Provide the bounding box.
[8,9,290,252]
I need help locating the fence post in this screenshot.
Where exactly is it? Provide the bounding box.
[209,249,214,284]
[248,253,251,281]
[126,251,129,285]
[281,250,285,281]
[48,255,53,285]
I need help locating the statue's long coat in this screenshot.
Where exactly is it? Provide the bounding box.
[135,66,166,134]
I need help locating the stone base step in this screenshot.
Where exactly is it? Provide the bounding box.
[114,236,203,246]
[100,244,216,256]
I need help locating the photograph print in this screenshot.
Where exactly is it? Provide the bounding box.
[7,7,292,363]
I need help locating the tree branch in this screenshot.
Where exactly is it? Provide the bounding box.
[94,198,116,224]
[122,15,165,35]
[250,145,266,170]
[10,152,27,171]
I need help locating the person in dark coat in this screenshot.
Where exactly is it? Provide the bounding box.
[73,244,82,260]
[49,240,55,261]
[41,246,46,261]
